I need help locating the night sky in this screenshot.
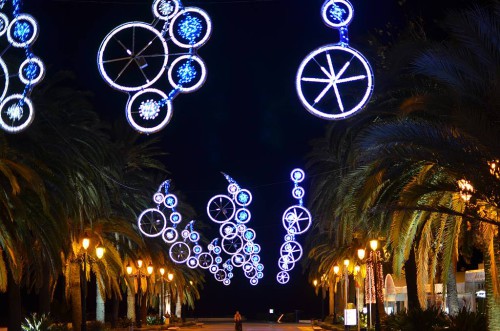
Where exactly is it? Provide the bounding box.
[14,0,472,320]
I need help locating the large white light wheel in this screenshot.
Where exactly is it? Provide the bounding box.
[98,22,168,92]
[278,255,295,271]
[167,55,207,93]
[0,13,9,37]
[137,208,166,237]
[277,271,290,284]
[282,205,312,235]
[0,94,34,133]
[321,0,354,28]
[280,241,303,263]
[207,194,235,223]
[296,44,374,120]
[19,57,45,86]
[220,222,238,240]
[169,241,191,264]
[152,0,180,20]
[169,7,212,49]
[0,58,9,102]
[7,14,39,48]
[221,235,243,255]
[126,88,173,134]
[197,252,213,269]
[162,227,178,244]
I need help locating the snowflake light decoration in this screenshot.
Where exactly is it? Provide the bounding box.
[296,0,373,120]
[206,173,264,286]
[97,0,211,133]
[277,168,312,284]
[0,0,44,133]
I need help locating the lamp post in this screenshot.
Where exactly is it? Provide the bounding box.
[127,259,153,328]
[370,240,381,331]
[356,248,365,331]
[159,268,165,321]
[333,265,340,320]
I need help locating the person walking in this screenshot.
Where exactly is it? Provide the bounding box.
[234,311,243,331]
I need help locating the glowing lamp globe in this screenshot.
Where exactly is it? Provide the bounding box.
[147,263,154,275]
[333,265,340,275]
[126,265,133,275]
[370,240,378,251]
[82,238,90,250]
[357,248,366,260]
[96,246,105,259]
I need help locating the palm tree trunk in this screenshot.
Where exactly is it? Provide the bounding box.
[110,294,119,328]
[485,235,500,330]
[96,280,105,322]
[329,281,334,316]
[140,293,147,326]
[7,270,22,331]
[70,262,82,331]
[39,262,52,314]
[127,286,135,322]
[405,246,419,310]
[175,294,181,318]
[446,261,459,316]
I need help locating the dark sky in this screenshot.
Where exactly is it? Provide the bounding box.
[16,0,472,320]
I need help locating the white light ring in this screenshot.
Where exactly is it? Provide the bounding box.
[98,22,168,92]
[0,58,9,102]
[279,241,303,263]
[153,192,165,204]
[167,54,207,93]
[251,254,260,264]
[214,256,223,264]
[282,205,312,235]
[321,0,354,28]
[214,269,226,281]
[0,13,9,37]
[277,271,290,284]
[207,194,236,223]
[227,183,240,195]
[256,263,264,272]
[220,222,238,240]
[197,252,213,269]
[221,235,243,255]
[290,168,305,183]
[257,272,264,279]
[278,255,295,271]
[19,57,45,86]
[223,278,231,286]
[137,208,167,237]
[250,278,258,286]
[152,0,180,20]
[189,231,200,242]
[296,44,374,120]
[243,242,255,255]
[7,14,39,48]
[284,234,294,242]
[292,187,305,200]
[235,208,251,224]
[169,241,191,263]
[209,265,218,274]
[243,228,256,242]
[163,193,178,208]
[237,224,247,233]
[244,267,257,279]
[0,95,34,133]
[213,246,222,255]
[193,245,203,255]
[235,189,252,207]
[181,229,190,239]
[253,243,261,254]
[187,257,199,269]
[126,89,173,134]
[162,227,179,243]
[231,253,246,267]
[169,211,182,224]
[169,7,212,49]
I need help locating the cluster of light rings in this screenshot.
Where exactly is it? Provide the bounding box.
[295,0,374,121]
[97,0,212,134]
[277,168,312,285]
[205,173,264,286]
[0,1,45,133]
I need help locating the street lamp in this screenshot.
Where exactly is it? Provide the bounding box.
[126,259,153,328]
[159,268,165,321]
[370,240,381,331]
[356,249,365,331]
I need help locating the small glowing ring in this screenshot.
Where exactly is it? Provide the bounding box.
[126,89,173,134]
[223,278,231,286]
[220,222,238,240]
[167,55,207,94]
[169,241,191,264]
[253,243,261,254]
[282,205,312,235]
[7,14,39,48]
[19,57,45,86]
[278,255,295,271]
[214,256,223,264]
[197,252,213,269]
[214,269,226,281]
[193,245,203,254]
[277,271,290,284]
[243,228,256,242]
[152,0,180,20]
[0,58,9,102]
[209,265,218,274]
[213,246,222,255]
[181,229,190,239]
[169,211,182,224]
[235,189,252,207]
[292,186,305,200]
[153,192,165,204]
[243,242,255,255]
[231,253,246,267]
[321,0,354,28]
[235,208,251,224]
[250,278,258,286]
[227,183,240,195]
[291,168,305,183]
[162,227,178,244]
[169,7,212,49]
[164,193,178,208]
[237,224,247,233]
[0,95,33,133]
[187,257,199,269]
[279,241,303,262]
[189,231,200,242]
[137,208,166,238]
[98,22,168,92]
[0,13,9,37]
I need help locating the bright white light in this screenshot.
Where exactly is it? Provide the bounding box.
[169,241,191,264]
[153,192,164,204]
[162,227,178,243]
[0,13,9,37]
[126,88,173,134]
[168,55,207,93]
[169,7,212,49]
[19,57,45,85]
[279,241,303,262]
[207,194,236,223]
[164,193,178,208]
[152,0,180,20]
[282,205,312,235]
[235,189,253,206]
[7,14,39,48]
[290,168,305,183]
[0,58,9,102]
[321,0,354,28]
[137,208,167,237]
[0,94,34,133]
[276,271,290,284]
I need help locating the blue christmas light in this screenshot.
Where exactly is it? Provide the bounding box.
[329,3,346,23]
[177,14,202,44]
[177,61,197,85]
[13,21,30,42]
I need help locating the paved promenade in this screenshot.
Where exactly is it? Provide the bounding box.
[180,323,315,331]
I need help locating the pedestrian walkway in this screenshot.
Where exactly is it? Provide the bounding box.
[180,323,312,330]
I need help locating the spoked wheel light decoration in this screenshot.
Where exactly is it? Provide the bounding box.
[0,0,45,132]
[206,173,264,286]
[97,0,212,134]
[296,0,374,120]
[277,168,312,284]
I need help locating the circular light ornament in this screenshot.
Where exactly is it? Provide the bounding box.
[197,252,213,269]
[163,193,178,208]
[227,183,240,195]
[277,271,290,284]
[292,186,305,200]
[153,192,165,204]
[321,0,354,28]
[169,7,212,49]
[0,13,9,37]
[235,189,252,206]
[291,168,305,183]
[296,44,374,120]
[19,57,45,85]
[137,208,166,237]
[152,0,180,20]
[207,194,236,223]
[7,14,38,48]
[280,241,303,262]
[170,211,182,224]
[169,241,191,263]
[0,58,9,102]
[282,205,312,235]
[221,235,243,255]
[98,22,169,92]
[220,222,238,240]
[187,256,198,269]
[0,94,33,133]
[167,55,207,93]
[162,227,179,244]
[235,208,251,223]
[126,88,173,134]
